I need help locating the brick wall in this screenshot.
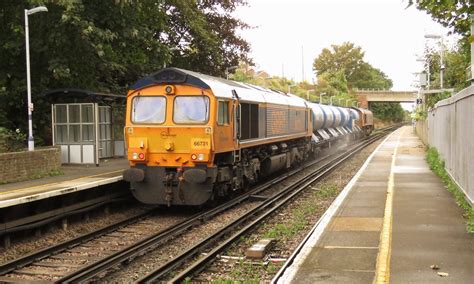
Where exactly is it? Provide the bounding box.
[358,95,368,109]
[0,147,61,184]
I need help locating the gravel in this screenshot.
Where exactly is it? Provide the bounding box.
[1,210,190,282]
[196,138,384,282]
[102,201,261,283]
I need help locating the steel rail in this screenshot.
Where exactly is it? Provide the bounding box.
[0,209,154,275]
[138,126,398,283]
[56,129,388,283]
[57,152,335,283]
[2,125,397,282]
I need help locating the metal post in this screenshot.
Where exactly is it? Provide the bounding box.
[330,96,335,105]
[440,37,444,89]
[345,99,352,107]
[225,66,238,80]
[427,56,431,89]
[471,14,474,85]
[25,9,34,151]
[94,103,100,166]
[319,93,326,104]
[24,6,48,151]
[306,89,314,101]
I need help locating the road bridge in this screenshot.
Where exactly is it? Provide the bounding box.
[354,89,417,108]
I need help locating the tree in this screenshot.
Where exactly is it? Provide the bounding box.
[313,42,393,89]
[408,0,472,37]
[370,102,405,122]
[423,43,470,91]
[0,0,251,146]
[408,0,472,90]
[313,42,364,87]
[350,63,392,89]
[316,70,349,96]
[313,42,401,121]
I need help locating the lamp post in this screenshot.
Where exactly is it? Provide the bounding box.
[333,97,343,106]
[225,65,239,80]
[287,83,296,93]
[25,6,48,151]
[425,34,444,88]
[330,95,337,105]
[319,92,326,104]
[416,57,430,89]
[306,89,315,101]
[345,99,353,107]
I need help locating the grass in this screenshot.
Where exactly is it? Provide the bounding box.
[212,183,340,283]
[28,169,64,181]
[212,259,262,283]
[426,147,474,233]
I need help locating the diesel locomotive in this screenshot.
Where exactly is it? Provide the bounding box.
[123,68,373,206]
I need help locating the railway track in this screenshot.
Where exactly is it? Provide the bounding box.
[137,125,398,283]
[0,125,398,283]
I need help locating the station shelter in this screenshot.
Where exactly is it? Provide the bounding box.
[42,89,126,165]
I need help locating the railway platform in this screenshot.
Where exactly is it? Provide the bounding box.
[0,158,128,209]
[277,126,474,283]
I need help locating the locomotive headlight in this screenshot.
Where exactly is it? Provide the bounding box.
[191,154,197,160]
[197,153,205,161]
[132,153,139,160]
[164,85,175,95]
[138,153,145,159]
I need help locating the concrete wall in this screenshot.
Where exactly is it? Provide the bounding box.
[419,85,474,205]
[415,119,428,145]
[0,147,61,184]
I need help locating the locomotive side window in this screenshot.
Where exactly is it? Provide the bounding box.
[173,96,210,124]
[132,96,166,124]
[217,101,229,125]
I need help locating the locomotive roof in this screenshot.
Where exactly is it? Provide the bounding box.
[130,68,307,107]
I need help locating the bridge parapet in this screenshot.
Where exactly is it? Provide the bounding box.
[353,89,417,108]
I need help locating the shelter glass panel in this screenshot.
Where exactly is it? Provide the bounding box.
[69,125,81,142]
[56,125,68,143]
[69,105,80,123]
[82,125,94,142]
[55,105,67,123]
[82,105,93,123]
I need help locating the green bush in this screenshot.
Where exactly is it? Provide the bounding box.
[426,147,474,233]
[0,127,27,152]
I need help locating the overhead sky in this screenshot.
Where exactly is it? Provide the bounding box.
[235,0,453,92]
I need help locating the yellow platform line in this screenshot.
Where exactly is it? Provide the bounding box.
[375,128,404,283]
[324,246,379,250]
[0,169,124,196]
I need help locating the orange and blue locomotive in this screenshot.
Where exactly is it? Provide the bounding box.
[123,68,373,206]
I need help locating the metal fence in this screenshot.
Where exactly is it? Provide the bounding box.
[418,85,474,205]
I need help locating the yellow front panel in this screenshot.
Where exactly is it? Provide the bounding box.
[125,84,217,168]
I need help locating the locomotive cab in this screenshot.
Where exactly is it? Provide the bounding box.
[124,78,224,205]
